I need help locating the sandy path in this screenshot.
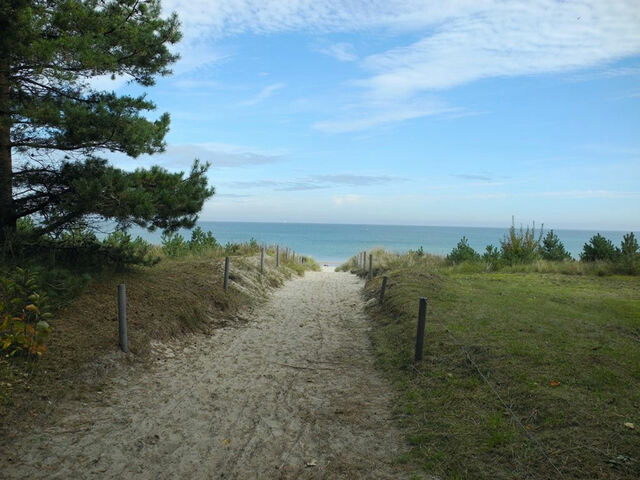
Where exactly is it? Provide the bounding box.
[3,270,408,479]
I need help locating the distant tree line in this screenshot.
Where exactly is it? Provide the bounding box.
[446,221,639,274]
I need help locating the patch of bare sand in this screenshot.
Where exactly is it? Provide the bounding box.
[2,271,410,479]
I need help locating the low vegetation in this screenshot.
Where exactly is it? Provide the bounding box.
[0,226,318,433]
[341,243,640,479]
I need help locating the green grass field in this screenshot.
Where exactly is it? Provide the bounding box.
[349,253,640,479]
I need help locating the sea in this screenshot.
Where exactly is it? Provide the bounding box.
[131,222,636,265]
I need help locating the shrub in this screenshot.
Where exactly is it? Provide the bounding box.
[500,219,543,265]
[620,232,639,258]
[161,232,188,258]
[580,234,619,262]
[102,231,159,266]
[189,227,219,252]
[617,232,640,274]
[540,230,572,261]
[0,268,52,357]
[483,245,501,271]
[224,242,240,255]
[447,237,480,264]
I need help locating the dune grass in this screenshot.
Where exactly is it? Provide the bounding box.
[344,250,640,479]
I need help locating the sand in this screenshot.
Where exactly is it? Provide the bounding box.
[2,270,409,479]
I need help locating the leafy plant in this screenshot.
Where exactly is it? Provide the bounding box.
[500,219,543,265]
[617,232,640,274]
[483,245,502,271]
[447,237,480,264]
[102,231,160,266]
[0,268,52,357]
[161,232,188,258]
[540,230,572,261]
[580,234,619,262]
[224,242,240,255]
[189,227,219,252]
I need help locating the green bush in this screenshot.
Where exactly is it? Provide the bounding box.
[617,232,640,274]
[580,234,619,262]
[500,220,543,265]
[102,231,159,266]
[540,230,572,261]
[0,268,52,357]
[161,232,188,258]
[189,227,219,252]
[447,237,480,264]
[483,245,501,271]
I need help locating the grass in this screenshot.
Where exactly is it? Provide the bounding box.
[345,250,640,479]
[0,249,318,434]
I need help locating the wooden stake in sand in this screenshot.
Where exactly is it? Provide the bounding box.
[414,297,428,362]
[117,284,128,353]
[224,257,230,291]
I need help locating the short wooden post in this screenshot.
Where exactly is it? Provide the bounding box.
[414,297,428,362]
[276,245,280,267]
[223,256,230,291]
[379,276,388,305]
[260,247,265,273]
[368,254,373,280]
[117,284,128,353]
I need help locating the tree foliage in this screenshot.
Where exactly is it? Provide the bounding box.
[1,0,214,241]
[580,234,619,262]
[540,230,572,261]
[500,219,543,265]
[446,236,480,264]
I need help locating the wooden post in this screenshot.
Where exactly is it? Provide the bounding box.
[223,256,230,291]
[368,254,373,280]
[414,297,428,362]
[379,276,388,305]
[363,251,367,271]
[260,247,265,273]
[117,284,128,353]
[276,245,280,267]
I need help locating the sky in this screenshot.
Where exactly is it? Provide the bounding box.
[107,0,640,231]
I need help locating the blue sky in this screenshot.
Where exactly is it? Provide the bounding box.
[108,0,640,230]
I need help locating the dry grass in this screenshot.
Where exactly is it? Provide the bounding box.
[0,251,315,434]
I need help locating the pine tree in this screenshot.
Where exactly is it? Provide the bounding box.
[540,230,572,261]
[0,0,213,241]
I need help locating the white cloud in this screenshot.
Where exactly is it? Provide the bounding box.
[240,83,286,106]
[534,190,640,199]
[313,100,458,133]
[317,42,358,62]
[358,1,640,98]
[566,65,640,82]
[333,194,363,206]
[163,1,640,99]
[105,142,283,171]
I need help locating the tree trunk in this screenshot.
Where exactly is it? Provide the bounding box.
[0,55,14,242]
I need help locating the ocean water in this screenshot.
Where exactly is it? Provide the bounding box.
[132,222,635,265]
